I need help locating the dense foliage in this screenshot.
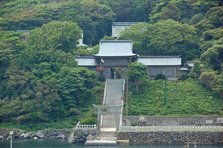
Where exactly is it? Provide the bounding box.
[0,0,114,45]
[119,0,223,98]
[120,20,199,62]
[27,21,81,52]
[0,21,99,130]
[128,62,149,92]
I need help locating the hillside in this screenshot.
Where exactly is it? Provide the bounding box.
[0,0,222,130]
[128,79,223,116]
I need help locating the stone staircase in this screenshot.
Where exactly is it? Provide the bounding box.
[97,131,117,141]
[85,79,125,146]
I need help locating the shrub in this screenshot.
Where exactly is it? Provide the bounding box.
[80,117,96,124]
[155,73,166,80]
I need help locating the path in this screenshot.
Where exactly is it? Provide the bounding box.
[101,79,124,130]
[85,79,125,146]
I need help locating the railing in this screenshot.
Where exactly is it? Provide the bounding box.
[75,121,97,130]
[119,126,223,132]
[102,80,108,104]
[123,116,223,126]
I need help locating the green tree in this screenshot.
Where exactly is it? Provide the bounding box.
[189,59,206,78]
[150,0,219,23]
[120,22,147,53]
[27,21,81,52]
[0,20,99,125]
[128,62,149,92]
[195,6,223,32]
[105,0,154,22]
[199,71,216,88]
[79,0,114,44]
[0,31,24,99]
[3,50,98,124]
[121,20,199,62]
[201,37,223,71]
[57,67,97,114]
[213,74,223,99]
[199,28,223,55]
[198,71,223,99]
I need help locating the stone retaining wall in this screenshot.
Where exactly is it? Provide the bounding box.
[0,128,70,140]
[0,128,97,144]
[123,116,223,126]
[72,129,97,143]
[118,131,223,144]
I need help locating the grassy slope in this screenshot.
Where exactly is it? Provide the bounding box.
[128,79,223,116]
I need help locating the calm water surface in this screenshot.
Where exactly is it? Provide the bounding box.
[0,139,222,148]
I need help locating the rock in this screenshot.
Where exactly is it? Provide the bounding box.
[57,133,65,139]
[87,134,94,141]
[36,131,44,138]
[123,119,131,126]
[138,116,146,126]
[34,136,38,140]
[0,135,4,139]
[20,133,31,139]
[72,129,98,143]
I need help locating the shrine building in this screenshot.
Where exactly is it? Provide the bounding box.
[75,40,181,80]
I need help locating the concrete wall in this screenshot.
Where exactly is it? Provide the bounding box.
[118,131,223,144]
[147,66,177,79]
[103,58,129,67]
[123,116,223,126]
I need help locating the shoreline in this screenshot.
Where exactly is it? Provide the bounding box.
[0,128,71,140]
[1,127,223,145]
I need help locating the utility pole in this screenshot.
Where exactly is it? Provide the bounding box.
[9,131,13,148]
[126,77,128,116]
[163,76,167,106]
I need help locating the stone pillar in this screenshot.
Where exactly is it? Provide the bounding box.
[97,109,101,131]
[114,71,117,79]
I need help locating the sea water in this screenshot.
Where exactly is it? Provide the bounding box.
[0,139,222,148]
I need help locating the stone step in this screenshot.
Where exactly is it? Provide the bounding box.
[100,128,116,132]
[99,132,117,137]
[97,135,117,140]
[85,140,117,146]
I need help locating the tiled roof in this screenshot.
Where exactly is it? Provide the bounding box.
[94,40,137,57]
[137,56,181,66]
[75,56,97,66]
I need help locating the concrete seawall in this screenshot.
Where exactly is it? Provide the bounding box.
[118,131,223,144]
[118,125,223,144]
